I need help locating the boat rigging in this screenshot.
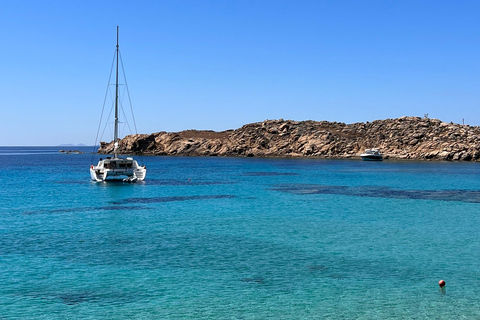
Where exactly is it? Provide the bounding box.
[90,26,147,182]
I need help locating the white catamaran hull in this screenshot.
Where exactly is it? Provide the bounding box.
[90,157,146,182]
[90,168,147,182]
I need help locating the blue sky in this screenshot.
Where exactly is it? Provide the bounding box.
[1,0,480,145]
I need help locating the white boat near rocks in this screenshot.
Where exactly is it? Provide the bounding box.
[360,149,383,161]
[90,27,146,182]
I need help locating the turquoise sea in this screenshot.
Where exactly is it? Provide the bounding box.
[1,146,479,319]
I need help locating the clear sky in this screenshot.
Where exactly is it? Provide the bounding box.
[1,0,480,146]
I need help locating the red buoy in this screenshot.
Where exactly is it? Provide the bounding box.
[439,280,446,288]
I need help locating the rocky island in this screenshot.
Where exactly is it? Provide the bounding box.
[98,116,480,161]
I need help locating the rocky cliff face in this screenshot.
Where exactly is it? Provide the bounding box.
[98,117,480,161]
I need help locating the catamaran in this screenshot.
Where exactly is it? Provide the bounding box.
[90,27,147,182]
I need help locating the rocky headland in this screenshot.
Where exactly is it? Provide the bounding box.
[59,149,84,154]
[98,116,480,161]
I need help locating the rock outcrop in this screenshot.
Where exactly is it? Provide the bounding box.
[98,117,480,161]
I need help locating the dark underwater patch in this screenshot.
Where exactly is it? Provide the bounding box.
[20,290,138,306]
[241,277,265,284]
[55,180,91,185]
[243,172,299,176]
[22,205,148,215]
[112,194,236,205]
[145,179,234,186]
[57,292,99,305]
[308,264,327,272]
[99,205,148,211]
[272,184,480,203]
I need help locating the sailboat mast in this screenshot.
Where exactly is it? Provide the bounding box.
[114,26,119,158]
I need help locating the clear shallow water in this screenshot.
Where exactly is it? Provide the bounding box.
[1,146,479,319]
